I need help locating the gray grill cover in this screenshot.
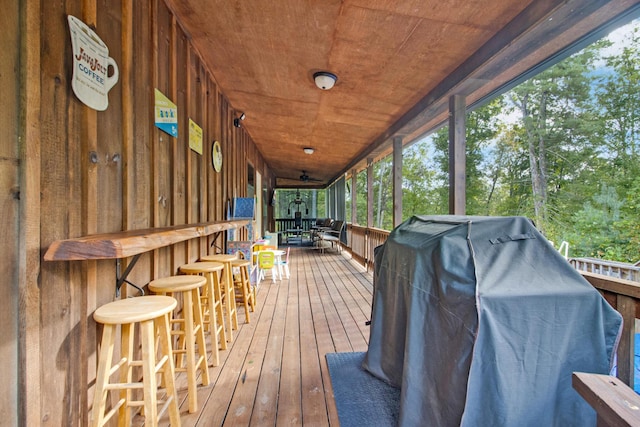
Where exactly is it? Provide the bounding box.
[363,215,622,427]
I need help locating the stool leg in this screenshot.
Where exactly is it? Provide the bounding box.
[198,279,210,335]
[204,271,223,366]
[192,287,210,386]
[212,270,228,349]
[156,312,181,426]
[183,287,211,413]
[230,279,238,330]
[140,318,158,425]
[91,324,116,427]
[245,266,256,312]
[118,323,134,426]
[183,288,198,413]
[252,284,257,311]
[239,267,251,323]
[222,266,234,342]
[222,264,238,341]
[161,291,186,369]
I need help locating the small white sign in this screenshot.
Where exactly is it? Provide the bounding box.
[154,89,178,137]
[68,15,119,111]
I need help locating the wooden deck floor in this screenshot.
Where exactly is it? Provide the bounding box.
[156,245,374,426]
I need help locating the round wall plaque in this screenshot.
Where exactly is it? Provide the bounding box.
[212,140,222,172]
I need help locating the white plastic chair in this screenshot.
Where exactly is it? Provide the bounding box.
[276,247,290,279]
[257,251,277,285]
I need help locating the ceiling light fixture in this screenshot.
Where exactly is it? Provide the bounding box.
[233,112,246,128]
[313,71,337,90]
[303,147,314,155]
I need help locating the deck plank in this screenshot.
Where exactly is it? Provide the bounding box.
[276,259,303,426]
[222,278,280,426]
[249,274,289,426]
[298,250,332,426]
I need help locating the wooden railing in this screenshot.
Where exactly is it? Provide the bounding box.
[570,257,640,283]
[581,272,640,389]
[345,224,390,271]
[274,218,315,232]
[341,223,640,390]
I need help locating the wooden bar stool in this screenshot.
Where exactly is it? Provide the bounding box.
[231,259,256,323]
[199,254,239,343]
[179,261,227,366]
[148,275,210,414]
[91,295,181,427]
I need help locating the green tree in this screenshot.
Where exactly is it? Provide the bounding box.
[373,158,393,229]
[507,44,603,236]
[582,26,640,262]
[566,184,623,258]
[594,26,640,191]
[431,97,506,215]
[611,175,640,262]
[402,142,440,219]
[485,126,533,217]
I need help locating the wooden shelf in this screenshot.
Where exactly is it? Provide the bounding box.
[44,220,248,261]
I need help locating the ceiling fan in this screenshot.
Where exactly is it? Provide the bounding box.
[299,170,322,182]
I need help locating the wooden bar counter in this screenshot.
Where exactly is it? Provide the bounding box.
[44,220,247,261]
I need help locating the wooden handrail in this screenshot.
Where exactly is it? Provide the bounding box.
[581,271,640,299]
[572,372,640,426]
[44,220,248,261]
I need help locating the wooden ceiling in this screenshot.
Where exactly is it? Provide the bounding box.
[168,0,640,188]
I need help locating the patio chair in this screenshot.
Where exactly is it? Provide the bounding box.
[257,250,278,284]
[275,246,291,279]
[311,218,333,244]
[318,220,344,253]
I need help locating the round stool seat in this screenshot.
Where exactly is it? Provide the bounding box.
[181,261,225,273]
[149,275,206,293]
[231,259,251,268]
[200,254,237,262]
[93,295,177,325]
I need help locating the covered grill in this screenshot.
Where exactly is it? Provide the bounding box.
[364,215,622,426]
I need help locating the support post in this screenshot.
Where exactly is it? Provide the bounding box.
[449,94,466,215]
[392,136,403,228]
[351,169,358,225]
[366,158,374,228]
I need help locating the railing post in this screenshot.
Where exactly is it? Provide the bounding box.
[365,227,369,272]
[616,294,635,388]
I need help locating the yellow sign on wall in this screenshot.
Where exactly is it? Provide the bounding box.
[189,118,203,154]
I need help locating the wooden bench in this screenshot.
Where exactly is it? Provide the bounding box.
[572,372,640,426]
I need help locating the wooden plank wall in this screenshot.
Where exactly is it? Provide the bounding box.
[1,1,19,426]
[11,1,273,425]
